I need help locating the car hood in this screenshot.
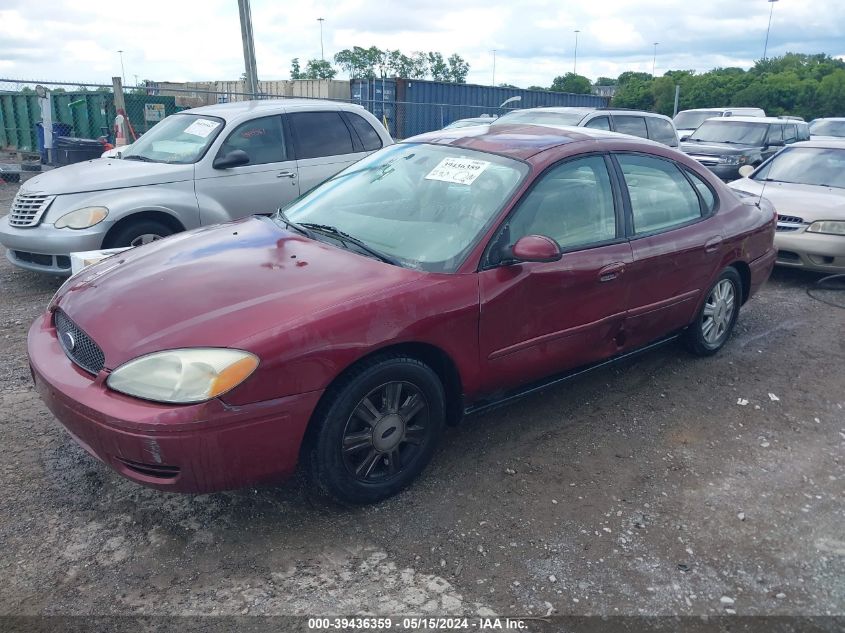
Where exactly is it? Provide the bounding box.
[681,141,759,156]
[20,158,194,196]
[53,216,426,368]
[728,178,845,221]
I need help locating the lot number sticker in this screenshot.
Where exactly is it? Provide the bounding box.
[425,157,490,185]
[183,119,221,138]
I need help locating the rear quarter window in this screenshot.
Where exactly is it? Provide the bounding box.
[346,112,384,151]
[645,117,679,147]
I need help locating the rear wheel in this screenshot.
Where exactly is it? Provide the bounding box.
[105,219,174,248]
[685,267,742,356]
[304,355,446,504]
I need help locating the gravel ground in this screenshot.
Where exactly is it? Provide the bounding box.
[0,177,843,626]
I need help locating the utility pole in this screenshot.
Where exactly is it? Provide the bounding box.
[652,42,659,77]
[491,49,497,86]
[763,0,779,60]
[117,50,126,86]
[573,30,580,74]
[317,17,325,61]
[237,0,259,96]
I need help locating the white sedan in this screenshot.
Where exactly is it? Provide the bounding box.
[730,140,845,274]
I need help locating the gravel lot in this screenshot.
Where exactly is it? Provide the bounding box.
[0,177,843,627]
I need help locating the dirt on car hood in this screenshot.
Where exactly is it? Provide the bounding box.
[52,216,426,368]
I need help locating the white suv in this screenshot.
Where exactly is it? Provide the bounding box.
[0,100,392,274]
[491,107,680,147]
[674,107,766,140]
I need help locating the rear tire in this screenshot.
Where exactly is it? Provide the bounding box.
[105,219,174,248]
[304,355,446,505]
[685,267,742,356]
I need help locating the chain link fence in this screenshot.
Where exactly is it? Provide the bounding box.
[0,78,515,161]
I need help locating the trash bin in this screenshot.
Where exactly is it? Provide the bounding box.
[35,122,74,163]
[53,137,106,166]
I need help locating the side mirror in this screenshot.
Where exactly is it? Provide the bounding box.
[511,235,561,263]
[680,134,690,141]
[738,165,755,178]
[213,149,250,169]
[768,139,785,148]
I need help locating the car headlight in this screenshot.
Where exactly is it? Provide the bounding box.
[806,220,845,236]
[717,155,748,165]
[106,348,259,404]
[54,206,109,229]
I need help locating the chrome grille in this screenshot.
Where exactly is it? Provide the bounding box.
[54,309,105,375]
[8,192,55,227]
[776,214,806,232]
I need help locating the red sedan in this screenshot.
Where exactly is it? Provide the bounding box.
[28,125,776,504]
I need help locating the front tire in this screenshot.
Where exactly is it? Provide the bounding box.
[105,219,174,249]
[304,355,446,505]
[685,267,742,356]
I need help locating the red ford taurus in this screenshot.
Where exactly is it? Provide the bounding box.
[28,125,776,503]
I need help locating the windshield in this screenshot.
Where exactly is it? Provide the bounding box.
[444,118,494,129]
[673,111,720,130]
[121,114,225,164]
[688,120,768,145]
[809,120,845,137]
[491,110,588,127]
[281,143,529,273]
[753,147,845,189]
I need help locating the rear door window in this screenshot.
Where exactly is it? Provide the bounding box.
[613,116,649,139]
[767,124,784,145]
[289,111,355,159]
[645,117,678,146]
[784,124,798,143]
[345,112,384,151]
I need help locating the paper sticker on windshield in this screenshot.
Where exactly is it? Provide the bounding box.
[183,119,221,138]
[425,157,490,185]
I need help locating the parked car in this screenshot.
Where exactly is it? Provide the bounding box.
[809,118,845,140]
[673,107,766,140]
[491,107,680,147]
[681,116,810,180]
[729,140,845,273]
[29,126,776,504]
[0,99,392,275]
[443,116,498,129]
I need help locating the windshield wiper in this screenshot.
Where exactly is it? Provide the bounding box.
[275,208,313,238]
[299,223,399,266]
[122,154,156,162]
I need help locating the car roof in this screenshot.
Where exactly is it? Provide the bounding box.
[404,124,655,160]
[790,139,845,149]
[812,117,845,122]
[680,107,763,113]
[181,98,355,120]
[703,116,785,124]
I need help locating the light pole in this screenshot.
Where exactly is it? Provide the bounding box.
[117,50,126,85]
[317,17,325,61]
[763,0,779,60]
[573,30,580,74]
[652,42,659,77]
[492,49,497,86]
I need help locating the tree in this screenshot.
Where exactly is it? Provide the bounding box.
[334,46,384,79]
[550,73,591,94]
[427,52,449,81]
[447,54,469,83]
[814,68,845,117]
[290,58,303,80]
[304,59,337,80]
[594,76,617,86]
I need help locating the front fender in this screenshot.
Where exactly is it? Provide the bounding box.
[43,181,201,229]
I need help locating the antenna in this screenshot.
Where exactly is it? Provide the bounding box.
[757,177,768,211]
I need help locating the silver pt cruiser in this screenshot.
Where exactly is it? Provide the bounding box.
[0,99,391,274]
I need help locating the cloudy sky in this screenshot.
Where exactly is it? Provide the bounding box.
[1,0,843,88]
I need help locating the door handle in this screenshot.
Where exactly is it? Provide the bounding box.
[277,171,297,179]
[598,262,625,282]
[704,236,723,254]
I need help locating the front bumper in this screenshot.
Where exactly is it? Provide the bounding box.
[28,311,323,493]
[0,214,110,274]
[774,230,845,274]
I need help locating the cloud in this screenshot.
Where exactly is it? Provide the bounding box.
[0,0,842,89]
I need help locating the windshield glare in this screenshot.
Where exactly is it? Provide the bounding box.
[492,110,588,127]
[282,143,528,273]
[688,120,767,145]
[673,111,720,130]
[121,114,224,164]
[753,147,845,189]
[809,120,845,137]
